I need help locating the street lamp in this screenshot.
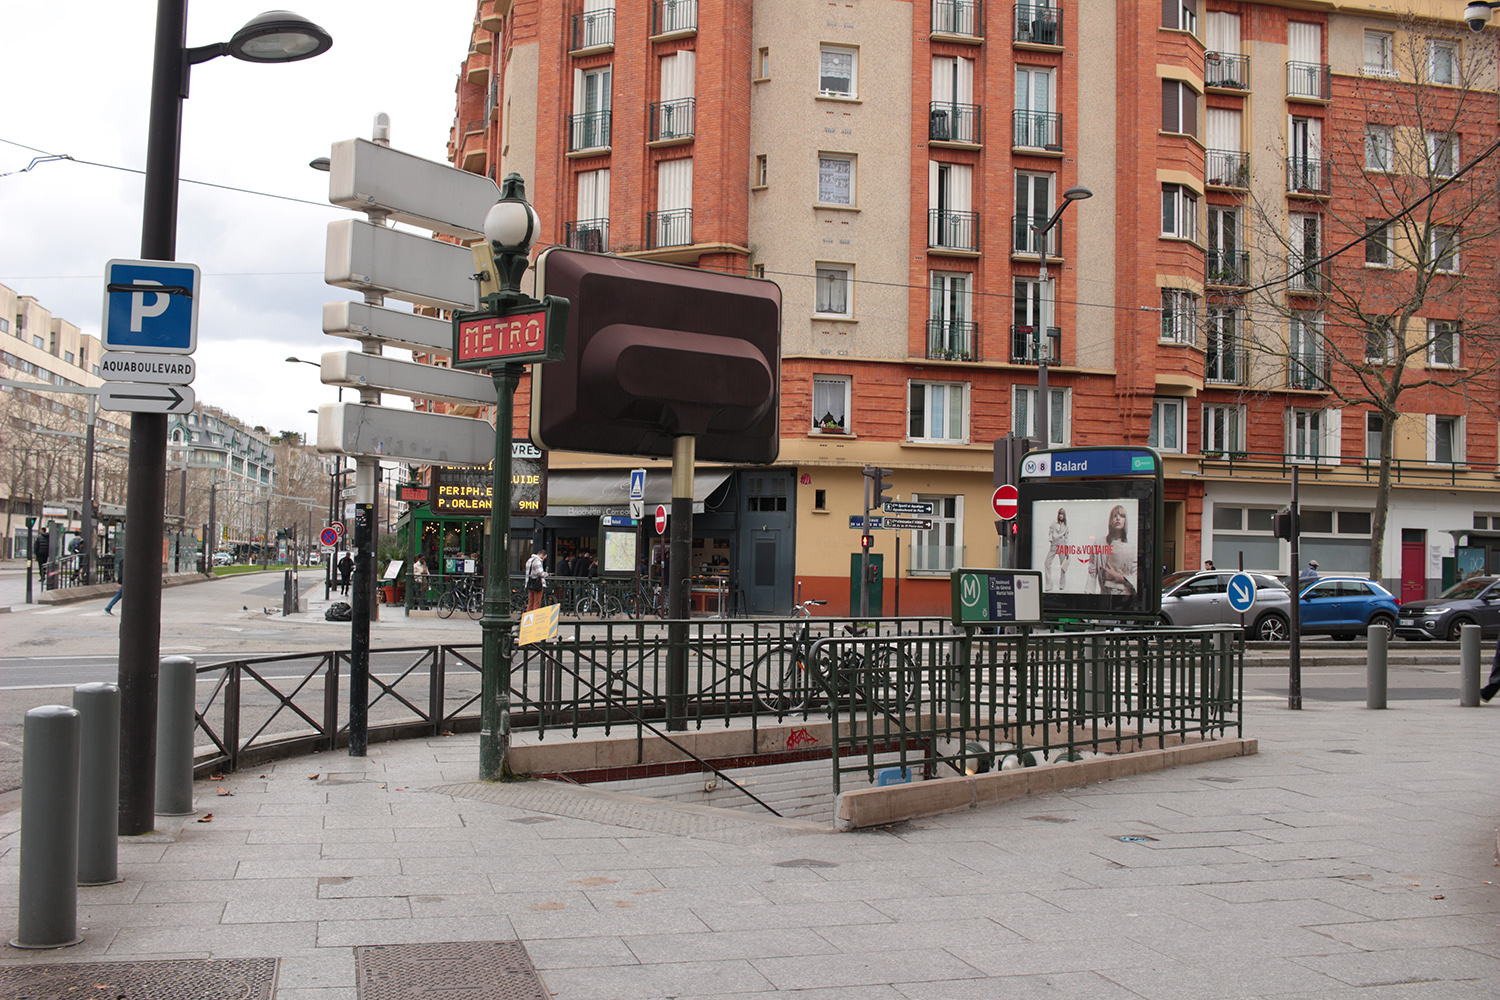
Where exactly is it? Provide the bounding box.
[1030,185,1091,450]
[287,355,341,400]
[116,3,331,836]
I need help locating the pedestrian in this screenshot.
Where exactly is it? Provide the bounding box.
[1204,559,1215,571]
[581,551,597,577]
[524,547,548,612]
[1484,634,1500,703]
[104,554,124,616]
[412,554,429,608]
[1299,559,1319,584]
[338,551,355,596]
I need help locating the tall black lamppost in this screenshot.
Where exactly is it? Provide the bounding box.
[118,4,331,835]
[1030,185,1091,449]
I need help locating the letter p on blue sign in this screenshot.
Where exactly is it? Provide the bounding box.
[102,259,201,355]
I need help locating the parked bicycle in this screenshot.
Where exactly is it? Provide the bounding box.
[436,575,484,620]
[574,578,623,619]
[626,578,665,619]
[751,603,917,714]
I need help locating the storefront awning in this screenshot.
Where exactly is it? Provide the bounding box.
[543,469,733,517]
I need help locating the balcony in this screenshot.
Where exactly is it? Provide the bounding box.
[649,98,695,144]
[571,9,614,51]
[1012,215,1059,256]
[929,102,982,144]
[568,110,612,153]
[565,218,609,253]
[929,209,980,252]
[1206,149,1249,188]
[1286,61,1331,101]
[652,0,697,37]
[1287,157,1331,196]
[1010,325,1061,364]
[1204,51,1249,90]
[1204,345,1249,385]
[1286,352,1329,390]
[1012,109,1062,151]
[1288,258,1329,294]
[932,0,983,40]
[647,208,692,249]
[927,320,979,361]
[1206,250,1250,287]
[1013,3,1060,46]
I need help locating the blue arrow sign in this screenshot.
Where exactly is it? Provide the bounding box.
[1226,572,1257,613]
[102,259,201,355]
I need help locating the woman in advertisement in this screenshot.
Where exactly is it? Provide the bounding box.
[1044,508,1068,591]
[1096,504,1137,598]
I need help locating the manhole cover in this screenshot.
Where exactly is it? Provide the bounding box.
[1114,835,1159,843]
[773,858,839,868]
[0,958,276,999]
[1025,815,1075,823]
[356,941,547,1000]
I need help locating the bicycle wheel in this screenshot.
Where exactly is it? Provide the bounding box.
[437,588,457,619]
[603,595,623,619]
[575,596,601,618]
[870,646,919,713]
[466,587,484,620]
[753,645,813,714]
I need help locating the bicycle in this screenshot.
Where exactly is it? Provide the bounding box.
[751,608,917,715]
[437,575,484,620]
[625,578,665,619]
[574,578,623,619]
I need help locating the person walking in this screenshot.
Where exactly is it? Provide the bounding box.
[338,551,355,596]
[103,554,124,616]
[1299,559,1319,585]
[1483,635,1500,702]
[412,554,429,609]
[524,547,548,612]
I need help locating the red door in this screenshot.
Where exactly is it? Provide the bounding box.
[1401,541,1427,603]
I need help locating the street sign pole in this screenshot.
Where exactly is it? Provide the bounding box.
[479,363,521,780]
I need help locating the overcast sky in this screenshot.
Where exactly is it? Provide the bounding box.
[1,1,477,441]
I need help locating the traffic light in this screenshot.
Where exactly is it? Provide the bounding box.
[860,533,874,550]
[1273,507,1294,540]
[863,465,894,512]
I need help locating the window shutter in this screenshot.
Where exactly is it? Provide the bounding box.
[1323,408,1342,464]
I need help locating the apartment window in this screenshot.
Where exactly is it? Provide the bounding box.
[812,375,850,432]
[753,264,766,279]
[1365,220,1391,266]
[0,318,8,334]
[1289,406,1339,462]
[911,494,963,573]
[1431,226,1459,272]
[1366,412,1384,459]
[1149,398,1185,452]
[1202,404,1244,453]
[1161,289,1199,344]
[32,336,43,350]
[1204,305,1242,382]
[817,154,854,205]
[1163,0,1198,34]
[753,154,767,188]
[756,47,770,80]
[1013,386,1070,446]
[1363,30,1394,76]
[1365,125,1393,171]
[572,66,613,150]
[1161,184,1198,239]
[1431,415,1464,463]
[815,263,853,317]
[1289,312,1325,388]
[1427,131,1458,176]
[1161,80,1199,137]
[64,351,74,364]
[1365,316,1395,364]
[1429,39,1458,85]
[909,380,968,443]
[819,46,857,98]
[1429,320,1461,367]
[1290,213,1321,291]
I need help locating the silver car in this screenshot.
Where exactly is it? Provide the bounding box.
[1158,571,1292,641]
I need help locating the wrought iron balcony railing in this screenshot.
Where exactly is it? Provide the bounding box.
[1288,257,1328,293]
[652,0,697,35]
[1206,250,1250,287]
[649,98,695,142]
[1286,61,1331,100]
[1287,351,1330,390]
[1204,345,1249,385]
[571,8,614,49]
[565,218,609,253]
[929,209,980,252]
[1287,157,1331,195]
[1012,215,1059,256]
[926,320,979,361]
[647,207,692,249]
[1206,149,1249,188]
[568,110,612,152]
[1204,51,1248,89]
[933,0,983,36]
[1010,325,1061,364]
[928,102,982,144]
[1013,3,1060,45]
[1012,109,1062,151]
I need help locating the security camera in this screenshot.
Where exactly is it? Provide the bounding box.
[1465,2,1492,32]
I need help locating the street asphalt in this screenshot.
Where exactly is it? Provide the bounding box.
[0,563,1495,998]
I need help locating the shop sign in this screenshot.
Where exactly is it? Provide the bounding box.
[432,455,547,516]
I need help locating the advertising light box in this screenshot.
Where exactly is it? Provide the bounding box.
[1017,478,1160,618]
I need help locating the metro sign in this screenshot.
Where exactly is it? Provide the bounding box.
[451,298,567,371]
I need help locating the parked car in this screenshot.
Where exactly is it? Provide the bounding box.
[1396,575,1500,641]
[1158,570,1292,641]
[212,551,233,566]
[1298,577,1399,639]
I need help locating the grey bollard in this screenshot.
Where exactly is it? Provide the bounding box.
[73,683,121,886]
[13,705,82,949]
[1366,624,1388,710]
[1460,624,1481,706]
[155,656,197,816]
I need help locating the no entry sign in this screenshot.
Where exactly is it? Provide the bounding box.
[654,504,668,535]
[992,484,1019,520]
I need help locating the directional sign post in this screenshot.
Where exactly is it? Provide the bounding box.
[99,352,196,384]
[1227,572,1257,615]
[99,382,195,414]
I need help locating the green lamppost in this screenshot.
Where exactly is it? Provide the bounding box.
[452,175,567,780]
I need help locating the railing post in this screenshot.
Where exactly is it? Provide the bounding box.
[430,645,445,736]
[224,661,240,773]
[155,656,196,816]
[325,652,342,751]
[1366,623,1388,710]
[1460,624,1481,706]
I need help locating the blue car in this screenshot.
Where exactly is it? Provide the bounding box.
[1298,577,1400,639]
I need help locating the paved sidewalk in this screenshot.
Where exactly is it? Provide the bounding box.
[0,697,1496,999]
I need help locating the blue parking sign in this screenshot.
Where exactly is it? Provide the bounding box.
[102,259,200,354]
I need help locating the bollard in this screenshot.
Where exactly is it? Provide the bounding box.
[73,683,121,886]
[155,656,197,816]
[1366,624,1388,710]
[13,705,82,949]
[1460,624,1481,707]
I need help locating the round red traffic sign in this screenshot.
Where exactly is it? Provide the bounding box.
[330,520,345,538]
[992,484,1019,520]
[319,527,339,547]
[655,504,668,535]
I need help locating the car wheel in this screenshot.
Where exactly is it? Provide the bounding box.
[1367,613,1396,635]
[1253,613,1289,642]
[1446,617,1475,642]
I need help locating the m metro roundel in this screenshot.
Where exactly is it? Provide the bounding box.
[992,484,1019,520]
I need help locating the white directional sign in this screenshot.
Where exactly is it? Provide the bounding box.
[101,259,201,354]
[322,300,453,356]
[99,352,196,385]
[629,499,644,520]
[325,218,478,310]
[320,351,496,406]
[100,382,195,414]
[317,402,493,466]
[327,138,500,239]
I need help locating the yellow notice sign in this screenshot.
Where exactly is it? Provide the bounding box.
[518,603,561,646]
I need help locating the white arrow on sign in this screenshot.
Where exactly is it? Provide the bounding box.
[322,300,453,356]
[317,401,494,466]
[325,218,479,310]
[99,382,195,414]
[320,351,497,406]
[99,352,196,385]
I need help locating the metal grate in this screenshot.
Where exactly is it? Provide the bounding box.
[0,958,277,999]
[356,941,547,1000]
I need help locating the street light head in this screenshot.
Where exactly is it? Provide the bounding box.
[1063,185,1094,202]
[227,10,333,63]
[484,173,541,254]
[309,157,331,172]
